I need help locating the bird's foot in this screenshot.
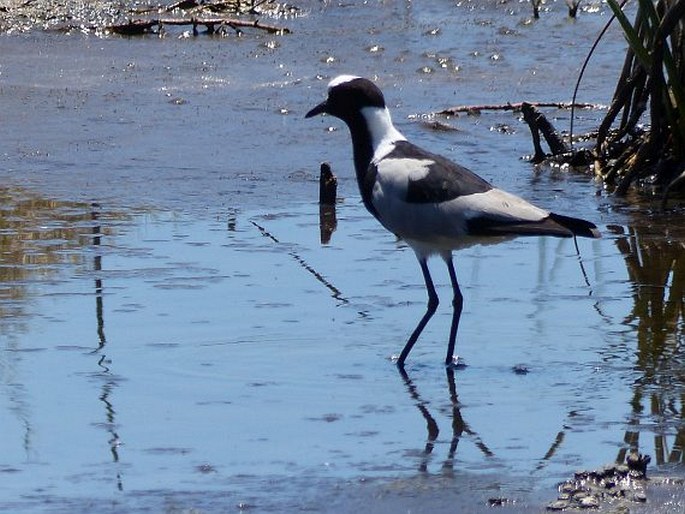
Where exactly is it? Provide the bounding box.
[390,354,407,370]
[446,355,467,370]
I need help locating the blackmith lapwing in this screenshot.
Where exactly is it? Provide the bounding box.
[306,75,600,369]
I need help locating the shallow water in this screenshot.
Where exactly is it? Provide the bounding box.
[1,1,684,512]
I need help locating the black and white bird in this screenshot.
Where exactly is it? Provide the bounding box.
[306,75,600,369]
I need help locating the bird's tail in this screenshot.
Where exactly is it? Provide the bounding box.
[549,213,601,239]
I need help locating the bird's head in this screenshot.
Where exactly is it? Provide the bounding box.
[305,75,386,124]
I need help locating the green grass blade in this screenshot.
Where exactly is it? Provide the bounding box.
[607,0,652,68]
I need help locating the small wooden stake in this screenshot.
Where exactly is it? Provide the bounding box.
[318,162,337,244]
[319,162,337,205]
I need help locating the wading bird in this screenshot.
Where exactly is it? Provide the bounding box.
[306,75,600,369]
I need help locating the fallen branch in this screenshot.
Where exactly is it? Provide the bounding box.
[521,102,569,159]
[106,16,290,36]
[435,100,604,116]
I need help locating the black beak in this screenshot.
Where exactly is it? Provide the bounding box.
[305,100,328,118]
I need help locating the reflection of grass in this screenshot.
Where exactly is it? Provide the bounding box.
[0,188,112,329]
[613,221,685,465]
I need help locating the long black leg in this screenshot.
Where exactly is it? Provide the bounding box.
[397,258,439,369]
[445,256,463,366]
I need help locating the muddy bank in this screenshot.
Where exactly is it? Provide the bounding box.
[0,0,295,34]
[0,0,151,32]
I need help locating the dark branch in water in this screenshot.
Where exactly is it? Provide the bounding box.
[517,103,596,166]
[531,0,542,19]
[566,0,582,18]
[522,107,547,164]
[520,102,569,163]
[429,100,600,166]
[106,17,290,36]
[435,100,602,117]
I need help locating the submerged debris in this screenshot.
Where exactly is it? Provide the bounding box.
[106,16,289,36]
[521,102,569,163]
[435,101,602,117]
[487,497,514,507]
[521,0,685,197]
[432,100,602,169]
[547,453,651,511]
[0,0,295,35]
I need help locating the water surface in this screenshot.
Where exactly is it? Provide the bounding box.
[1,1,684,512]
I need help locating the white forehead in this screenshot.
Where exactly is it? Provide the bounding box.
[328,74,361,89]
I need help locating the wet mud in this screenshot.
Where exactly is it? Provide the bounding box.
[0,0,295,35]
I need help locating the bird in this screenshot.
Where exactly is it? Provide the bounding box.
[305,75,600,369]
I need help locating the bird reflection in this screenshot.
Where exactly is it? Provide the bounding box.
[398,367,492,473]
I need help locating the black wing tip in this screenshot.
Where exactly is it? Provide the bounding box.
[466,212,601,239]
[549,213,601,239]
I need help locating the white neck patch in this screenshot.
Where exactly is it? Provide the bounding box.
[361,106,407,158]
